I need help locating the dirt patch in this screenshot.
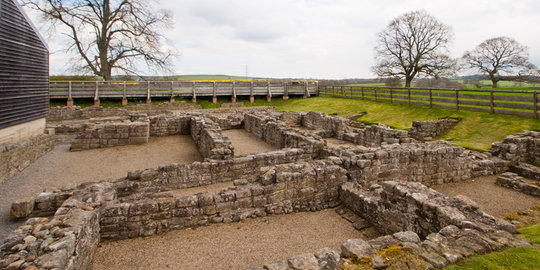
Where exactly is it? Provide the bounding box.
[223,129,279,155]
[0,136,202,242]
[432,176,540,218]
[90,208,362,270]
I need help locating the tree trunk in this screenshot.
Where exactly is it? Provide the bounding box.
[491,80,498,88]
[405,77,412,87]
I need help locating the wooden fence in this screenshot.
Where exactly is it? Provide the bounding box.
[49,80,318,101]
[319,86,539,119]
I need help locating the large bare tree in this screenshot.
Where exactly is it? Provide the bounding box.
[463,37,534,88]
[23,0,176,80]
[372,10,456,87]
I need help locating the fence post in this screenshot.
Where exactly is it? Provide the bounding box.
[361,87,364,99]
[94,81,100,106]
[455,89,460,111]
[490,90,494,114]
[267,81,272,102]
[146,81,151,104]
[192,82,197,103]
[67,81,73,107]
[350,86,353,99]
[332,86,335,97]
[390,88,393,103]
[534,91,538,119]
[407,88,411,105]
[170,81,175,102]
[316,81,319,96]
[283,81,289,100]
[231,81,237,102]
[429,89,433,108]
[374,88,377,100]
[249,81,254,103]
[304,81,310,98]
[212,82,218,104]
[122,81,128,105]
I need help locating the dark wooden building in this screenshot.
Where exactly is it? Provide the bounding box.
[0,0,49,143]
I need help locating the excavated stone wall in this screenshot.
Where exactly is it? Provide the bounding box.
[100,160,346,240]
[490,131,540,166]
[409,118,461,141]
[0,135,57,184]
[70,120,150,151]
[47,102,200,121]
[190,117,234,160]
[323,141,495,186]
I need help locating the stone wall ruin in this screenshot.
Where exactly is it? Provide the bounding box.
[2,106,538,269]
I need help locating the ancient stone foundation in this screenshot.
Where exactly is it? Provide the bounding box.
[410,118,461,142]
[2,107,538,269]
[0,135,57,184]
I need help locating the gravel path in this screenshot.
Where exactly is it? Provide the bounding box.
[223,129,279,155]
[432,176,540,218]
[90,208,361,270]
[0,136,202,242]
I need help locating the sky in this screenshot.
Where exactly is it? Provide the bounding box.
[25,0,540,79]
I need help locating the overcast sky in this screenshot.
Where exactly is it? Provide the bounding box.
[27,0,540,79]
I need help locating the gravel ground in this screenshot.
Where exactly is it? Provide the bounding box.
[0,136,202,242]
[90,209,361,270]
[223,129,279,155]
[432,175,540,218]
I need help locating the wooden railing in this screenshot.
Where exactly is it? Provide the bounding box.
[49,80,319,100]
[319,86,539,118]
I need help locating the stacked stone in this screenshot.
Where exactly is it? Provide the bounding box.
[496,172,540,197]
[341,181,515,238]
[409,118,460,141]
[301,111,350,138]
[510,162,540,180]
[490,130,540,166]
[254,225,529,270]
[0,135,57,184]
[280,111,303,127]
[0,182,115,270]
[100,160,347,240]
[205,112,245,130]
[118,148,312,196]
[342,124,412,147]
[11,190,73,219]
[70,120,149,151]
[148,114,191,137]
[190,117,234,160]
[325,141,493,186]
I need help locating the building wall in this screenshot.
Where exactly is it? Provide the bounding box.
[0,0,49,133]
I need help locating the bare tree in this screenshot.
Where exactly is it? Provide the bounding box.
[23,0,176,80]
[462,37,534,88]
[372,10,456,87]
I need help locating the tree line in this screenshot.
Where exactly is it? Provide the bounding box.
[373,10,538,88]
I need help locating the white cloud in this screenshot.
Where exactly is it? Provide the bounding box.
[25,0,540,79]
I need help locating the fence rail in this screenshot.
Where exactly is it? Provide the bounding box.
[319,86,539,118]
[49,80,319,101]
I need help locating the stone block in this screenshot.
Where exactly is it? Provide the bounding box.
[10,200,34,219]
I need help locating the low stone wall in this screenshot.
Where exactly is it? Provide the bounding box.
[341,181,514,238]
[244,113,325,156]
[342,124,412,147]
[410,118,460,141]
[301,111,350,138]
[48,102,200,121]
[511,162,540,180]
[0,182,116,270]
[490,131,540,166]
[118,148,312,195]
[148,114,191,137]
[70,120,150,151]
[190,117,234,160]
[324,141,495,186]
[0,135,57,184]
[101,160,346,240]
[496,172,540,197]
